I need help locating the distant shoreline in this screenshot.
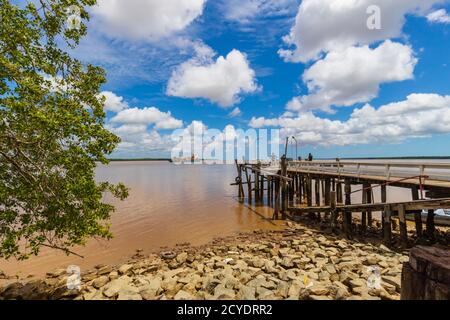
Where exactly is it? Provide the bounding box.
[320,156,450,160]
[106,156,450,162]
[108,158,173,162]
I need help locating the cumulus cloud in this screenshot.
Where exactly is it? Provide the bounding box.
[250,93,450,146]
[290,41,417,112]
[279,0,444,63]
[427,9,450,23]
[100,91,129,112]
[166,46,259,107]
[111,126,175,153]
[111,107,183,130]
[92,0,206,40]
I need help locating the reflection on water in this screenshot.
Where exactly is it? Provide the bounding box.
[0,162,283,277]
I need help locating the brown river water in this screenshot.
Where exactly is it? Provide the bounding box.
[0,160,447,278]
[0,161,283,278]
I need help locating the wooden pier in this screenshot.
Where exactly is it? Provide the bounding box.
[233,159,450,247]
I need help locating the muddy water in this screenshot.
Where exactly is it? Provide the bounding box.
[1,160,447,278]
[0,161,283,278]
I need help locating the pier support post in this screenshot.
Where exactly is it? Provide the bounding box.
[398,204,408,248]
[383,205,392,246]
[245,167,252,204]
[344,179,352,238]
[336,182,342,204]
[411,186,423,238]
[235,160,244,199]
[330,191,337,229]
[324,178,331,220]
[298,175,302,205]
[281,157,287,219]
[307,176,313,207]
[288,175,294,203]
[254,172,259,203]
[361,183,369,233]
[260,174,264,201]
[381,184,387,235]
[366,186,373,227]
[315,178,321,220]
[273,178,280,219]
[426,209,436,242]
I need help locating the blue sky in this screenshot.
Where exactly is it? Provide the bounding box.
[69,0,450,158]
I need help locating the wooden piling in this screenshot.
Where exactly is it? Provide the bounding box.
[381,184,387,235]
[426,209,435,242]
[298,175,303,205]
[306,176,313,207]
[254,169,259,203]
[411,186,423,238]
[281,157,287,219]
[366,186,373,227]
[260,174,264,201]
[344,179,352,238]
[336,182,342,204]
[235,160,244,199]
[398,204,408,248]
[330,191,337,228]
[383,205,392,246]
[244,167,252,204]
[273,178,280,219]
[361,183,368,233]
[315,178,321,220]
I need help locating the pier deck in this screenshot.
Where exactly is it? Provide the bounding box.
[233,159,450,247]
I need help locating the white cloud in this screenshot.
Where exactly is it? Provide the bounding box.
[167,46,259,107]
[250,93,450,146]
[427,9,450,23]
[291,41,417,112]
[279,0,445,63]
[223,0,298,23]
[112,126,175,153]
[229,107,242,117]
[111,107,183,130]
[92,0,206,41]
[100,91,129,112]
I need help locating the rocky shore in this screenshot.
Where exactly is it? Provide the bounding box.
[0,218,414,300]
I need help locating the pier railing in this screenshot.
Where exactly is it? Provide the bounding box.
[233,159,450,247]
[287,160,450,182]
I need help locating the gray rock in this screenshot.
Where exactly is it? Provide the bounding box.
[97,265,113,276]
[214,284,235,300]
[238,286,256,300]
[349,279,366,289]
[92,276,109,289]
[117,285,142,300]
[118,264,133,275]
[176,252,188,264]
[174,290,195,300]
[257,287,276,300]
[309,284,330,296]
[103,278,131,298]
[252,258,265,268]
[310,295,332,300]
[381,276,401,292]
[139,278,162,300]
